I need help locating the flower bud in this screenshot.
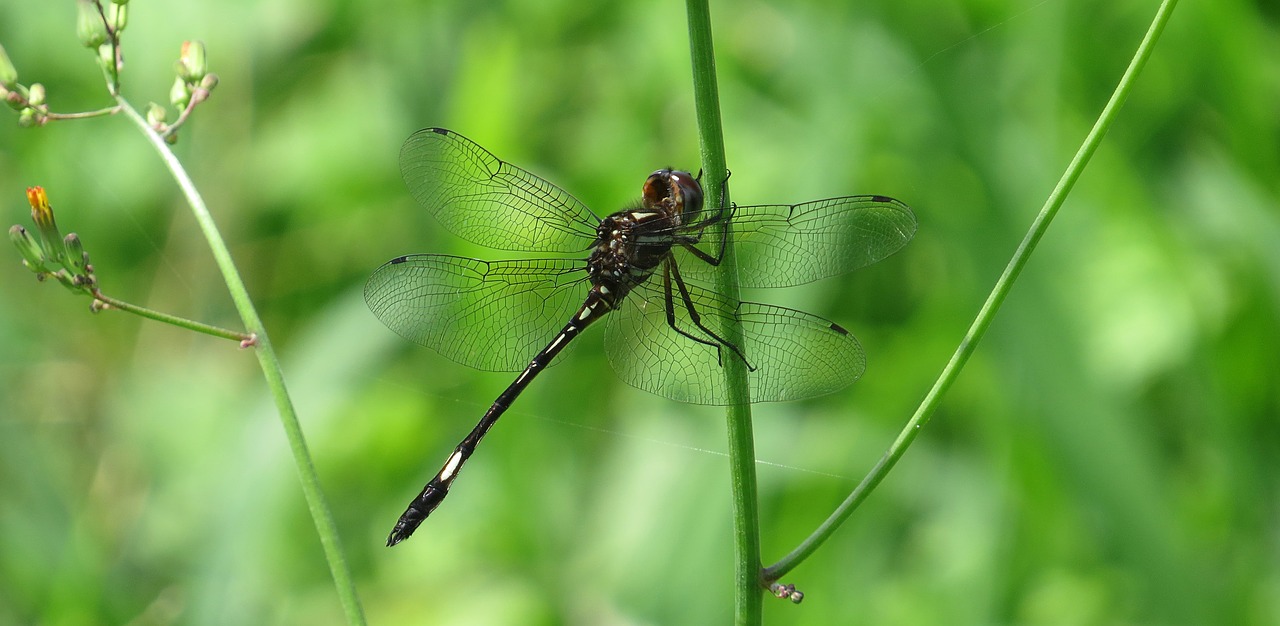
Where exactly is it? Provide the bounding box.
[0,44,17,89]
[63,233,89,274]
[6,88,25,111]
[96,43,122,90]
[169,76,190,109]
[17,108,36,127]
[146,101,167,127]
[98,42,114,69]
[108,2,128,32]
[176,41,207,83]
[193,73,219,103]
[77,0,109,49]
[9,224,48,273]
[27,82,45,107]
[27,187,64,264]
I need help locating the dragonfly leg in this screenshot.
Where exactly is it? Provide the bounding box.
[663,259,756,371]
[680,239,723,266]
[675,196,734,266]
[661,262,723,359]
[693,167,733,210]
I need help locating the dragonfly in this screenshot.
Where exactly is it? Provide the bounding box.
[366,127,916,546]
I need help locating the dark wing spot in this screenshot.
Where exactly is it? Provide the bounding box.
[828,322,849,335]
[429,127,449,136]
[871,195,894,204]
[390,256,410,264]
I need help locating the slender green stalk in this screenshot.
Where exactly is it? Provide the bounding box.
[114,98,367,625]
[46,106,121,121]
[91,288,253,343]
[763,0,1180,582]
[685,1,763,623]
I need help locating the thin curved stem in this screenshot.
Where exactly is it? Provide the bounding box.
[46,106,121,121]
[91,287,253,344]
[764,0,1180,582]
[685,1,762,623]
[114,97,367,625]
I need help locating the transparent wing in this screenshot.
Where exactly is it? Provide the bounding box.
[365,255,588,371]
[679,196,916,288]
[604,272,865,405]
[400,128,601,252]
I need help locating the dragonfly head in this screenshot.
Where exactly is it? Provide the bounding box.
[643,169,703,218]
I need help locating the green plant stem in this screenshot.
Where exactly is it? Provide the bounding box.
[763,0,1179,583]
[685,1,762,623]
[114,97,367,626]
[90,288,253,343]
[91,0,122,95]
[46,106,121,121]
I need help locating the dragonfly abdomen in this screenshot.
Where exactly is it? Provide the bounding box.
[386,290,614,546]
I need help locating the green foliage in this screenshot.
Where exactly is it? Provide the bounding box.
[0,0,1276,624]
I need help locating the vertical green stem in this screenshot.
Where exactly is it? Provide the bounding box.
[115,98,367,626]
[763,0,1180,582]
[685,1,763,623]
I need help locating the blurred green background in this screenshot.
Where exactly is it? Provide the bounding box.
[1,0,1277,624]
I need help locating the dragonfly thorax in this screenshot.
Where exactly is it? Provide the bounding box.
[584,169,703,307]
[586,210,670,306]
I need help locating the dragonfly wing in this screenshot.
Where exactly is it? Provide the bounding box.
[680,196,916,287]
[366,255,588,371]
[400,128,600,252]
[605,276,865,405]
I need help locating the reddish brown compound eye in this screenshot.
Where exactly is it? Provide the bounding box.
[643,169,704,215]
[641,169,670,209]
[668,170,703,216]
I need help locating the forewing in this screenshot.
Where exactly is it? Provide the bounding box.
[604,276,865,405]
[365,255,587,371]
[399,128,600,252]
[680,196,917,287]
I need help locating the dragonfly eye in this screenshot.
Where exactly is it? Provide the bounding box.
[643,169,704,216]
[670,171,703,216]
[642,170,670,209]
